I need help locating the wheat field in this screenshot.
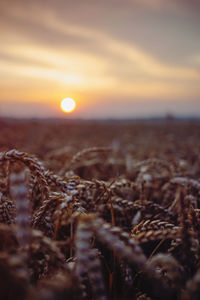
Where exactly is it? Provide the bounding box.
[0,118,200,300]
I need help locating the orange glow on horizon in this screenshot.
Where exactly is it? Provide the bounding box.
[60,98,76,113]
[0,2,199,118]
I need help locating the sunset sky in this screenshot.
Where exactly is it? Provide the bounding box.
[0,0,200,118]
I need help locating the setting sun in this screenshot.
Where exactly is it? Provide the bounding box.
[61,98,76,113]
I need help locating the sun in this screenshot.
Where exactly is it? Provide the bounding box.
[60,98,76,113]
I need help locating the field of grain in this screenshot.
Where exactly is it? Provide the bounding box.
[0,118,200,300]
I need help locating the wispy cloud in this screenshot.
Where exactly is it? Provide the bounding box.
[0,0,200,117]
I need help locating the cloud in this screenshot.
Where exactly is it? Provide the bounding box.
[0,0,200,117]
[1,0,200,66]
[1,9,199,80]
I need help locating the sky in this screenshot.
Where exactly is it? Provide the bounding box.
[0,0,200,118]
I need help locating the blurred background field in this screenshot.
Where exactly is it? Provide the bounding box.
[1,118,199,180]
